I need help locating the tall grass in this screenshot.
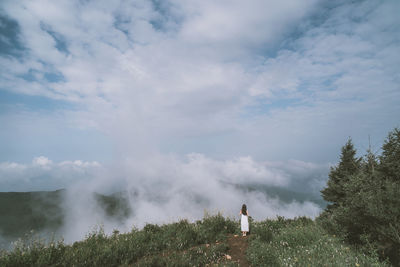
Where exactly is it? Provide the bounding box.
[0,215,390,266]
[0,214,237,267]
[247,216,389,266]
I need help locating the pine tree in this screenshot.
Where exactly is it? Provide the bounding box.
[379,128,400,181]
[362,150,378,176]
[319,129,400,265]
[362,135,378,175]
[321,138,361,209]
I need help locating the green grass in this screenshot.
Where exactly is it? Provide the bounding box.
[0,215,390,266]
[135,242,233,266]
[0,214,238,267]
[247,216,389,266]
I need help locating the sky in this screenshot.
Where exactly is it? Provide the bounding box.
[0,0,399,232]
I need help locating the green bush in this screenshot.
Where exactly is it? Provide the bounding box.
[196,213,237,243]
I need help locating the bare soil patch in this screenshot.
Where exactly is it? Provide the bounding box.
[226,234,250,267]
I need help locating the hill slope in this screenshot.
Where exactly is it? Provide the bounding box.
[0,190,131,249]
[0,215,387,266]
[0,186,325,249]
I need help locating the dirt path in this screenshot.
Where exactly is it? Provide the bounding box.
[226,234,250,267]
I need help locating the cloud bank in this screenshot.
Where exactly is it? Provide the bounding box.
[1,155,327,243]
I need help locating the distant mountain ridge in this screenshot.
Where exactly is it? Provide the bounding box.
[0,189,131,249]
[0,190,64,241]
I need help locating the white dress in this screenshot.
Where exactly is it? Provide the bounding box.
[241,214,249,232]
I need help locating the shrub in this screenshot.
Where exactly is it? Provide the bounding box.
[196,213,237,243]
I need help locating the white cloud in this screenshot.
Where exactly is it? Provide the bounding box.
[0,157,103,192]
[1,1,397,154]
[0,162,26,172]
[32,156,52,167]
[177,0,318,50]
[0,0,398,166]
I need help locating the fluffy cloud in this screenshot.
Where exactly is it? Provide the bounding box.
[1,0,398,165]
[32,156,52,167]
[0,156,101,191]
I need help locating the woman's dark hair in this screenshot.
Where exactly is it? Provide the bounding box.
[241,204,247,216]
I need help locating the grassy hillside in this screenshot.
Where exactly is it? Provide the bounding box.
[0,190,64,244]
[247,217,387,266]
[0,190,131,249]
[0,215,387,266]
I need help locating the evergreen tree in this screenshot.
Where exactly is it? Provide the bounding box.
[318,129,400,265]
[321,138,361,209]
[362,149,378,175]
[379,128,400,181]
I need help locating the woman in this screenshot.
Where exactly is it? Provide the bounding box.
[239,204,249,236]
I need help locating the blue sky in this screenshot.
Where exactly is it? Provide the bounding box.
[0,0,399,191]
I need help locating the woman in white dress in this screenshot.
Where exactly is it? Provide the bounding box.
[240,204,249,236]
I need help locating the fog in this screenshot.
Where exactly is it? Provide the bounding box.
[0,154,328,245]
